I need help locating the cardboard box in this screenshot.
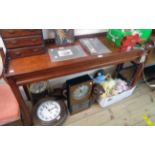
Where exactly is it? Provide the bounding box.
[98,87,136,108]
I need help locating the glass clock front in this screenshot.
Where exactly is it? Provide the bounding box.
[30,81,47,94]
[72,85,89,100]
[37,101,61,121]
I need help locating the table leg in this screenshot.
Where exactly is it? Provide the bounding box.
[6,78,32,125]
[23,85,31,101]
[113,63,124,78]
[130,63,144,87]
[114,62,144,87]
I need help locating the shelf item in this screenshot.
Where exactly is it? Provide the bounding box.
[80,38,111,55]
[0,29,46,59]
[55,29,74,45]
[0,29,42,38]
[66,75,93,114]
[48,45,87,62]
[32,97,68,126]
[98,86,135,108]
[28,81,49,104]
[107,29,152,47]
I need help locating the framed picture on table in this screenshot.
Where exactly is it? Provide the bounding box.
[55,29,74,45]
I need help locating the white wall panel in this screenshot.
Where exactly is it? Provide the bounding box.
[42,29,106,39]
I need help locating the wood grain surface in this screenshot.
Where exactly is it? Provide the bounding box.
[4,37,144,85]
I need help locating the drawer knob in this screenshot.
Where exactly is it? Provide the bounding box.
[12,40,17,44]
[32,38,37,42]
[15,51,21,55]
[33,49,39,52]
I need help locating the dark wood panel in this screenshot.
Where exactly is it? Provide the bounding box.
[8,45,46,59]
[0,29,42,38]
[4,35,43,49]
[14,54,142,85]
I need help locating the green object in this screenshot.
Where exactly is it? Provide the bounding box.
[107,29,152,47]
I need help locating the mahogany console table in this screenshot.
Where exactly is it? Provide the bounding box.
[3,36,146,125]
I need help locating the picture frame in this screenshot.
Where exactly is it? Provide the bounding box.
[55,29,75,45]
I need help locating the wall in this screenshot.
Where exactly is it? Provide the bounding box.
[42,29,106,39]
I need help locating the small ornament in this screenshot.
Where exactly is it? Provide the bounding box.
[29,81,48,104]
[94,70,106,84]
[115,79,129,94]
[55,29,74,45]
[91,84,105,104]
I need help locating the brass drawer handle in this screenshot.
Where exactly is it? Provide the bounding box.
[12,40,17,44]
[33,49,39,52]
[31,38,37,42]
[15,51,21,55]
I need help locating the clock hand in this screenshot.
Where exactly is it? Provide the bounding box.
[45,105,49,111]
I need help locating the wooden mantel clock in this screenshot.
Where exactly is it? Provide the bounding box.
[66,75,93,114]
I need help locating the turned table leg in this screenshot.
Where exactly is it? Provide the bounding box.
[130,63,144,87]
[6,78,32,125]
[23,85,31,101]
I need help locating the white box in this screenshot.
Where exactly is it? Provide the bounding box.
[98,87,136,108]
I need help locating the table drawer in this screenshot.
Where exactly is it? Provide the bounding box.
[0,29,42,38]
[8,46,46,59]
[4,35,43,49]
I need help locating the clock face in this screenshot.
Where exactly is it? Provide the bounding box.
[30,81,47,94]
[72,85,89,100]
[37,100,61,122]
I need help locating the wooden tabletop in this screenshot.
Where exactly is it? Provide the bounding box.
[5,37,144,85]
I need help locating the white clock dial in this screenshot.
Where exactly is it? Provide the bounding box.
[37,101,61,121]
[73,85,89,100]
